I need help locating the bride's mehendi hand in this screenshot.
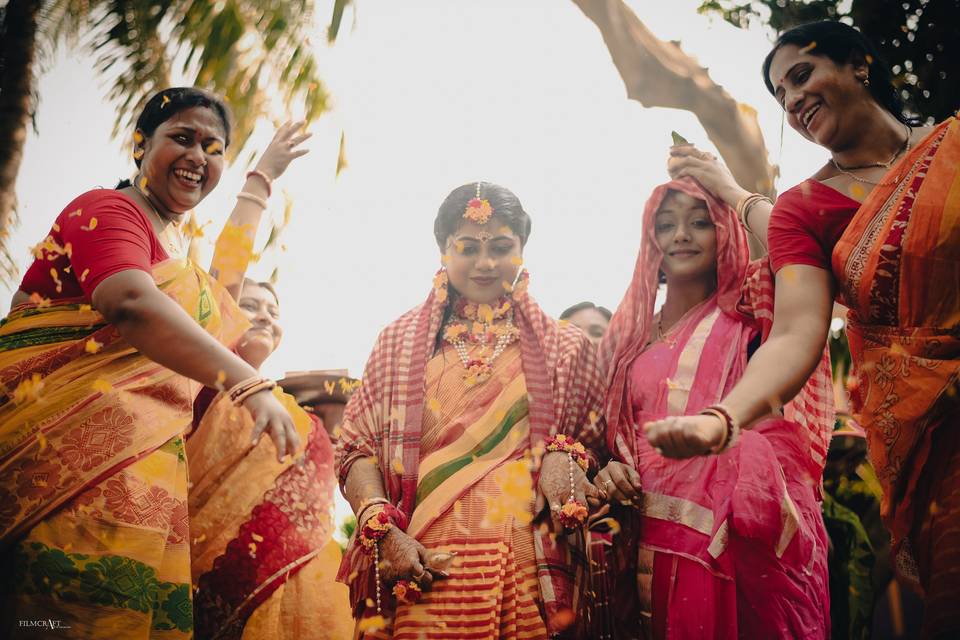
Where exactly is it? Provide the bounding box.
[537,450,601,521]
[377,527,436,588]
[643,414,726,459]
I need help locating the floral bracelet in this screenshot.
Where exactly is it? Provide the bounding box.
[545,434,590,529]
[392,579,423,606]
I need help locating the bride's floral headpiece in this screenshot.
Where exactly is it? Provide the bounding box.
[463,182,493,224]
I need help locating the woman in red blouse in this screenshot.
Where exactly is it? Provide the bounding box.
[1,87,307,637]
[647,21,959,638]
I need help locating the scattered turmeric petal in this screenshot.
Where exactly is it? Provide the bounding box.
[84,338,102,354]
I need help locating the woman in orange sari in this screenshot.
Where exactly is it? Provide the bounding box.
[644,21,960,638]
[187,279,352,640]
[0,88,305,638]
[336,182,606,639]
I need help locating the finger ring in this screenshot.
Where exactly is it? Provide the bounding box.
[604,480,613,489]
[413,569,427,581]
[550,503,561,512]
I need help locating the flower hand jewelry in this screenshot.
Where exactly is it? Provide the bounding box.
[545,434,590,529]
[391,579,423,606]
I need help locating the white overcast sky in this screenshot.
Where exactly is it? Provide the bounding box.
[9,0,827,380]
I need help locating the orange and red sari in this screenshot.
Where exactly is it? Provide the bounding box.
[0,258,246,638]
[832,117,960,636]
[187,388,352,640]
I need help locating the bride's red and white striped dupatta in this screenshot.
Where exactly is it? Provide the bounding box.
[336,270,606,638]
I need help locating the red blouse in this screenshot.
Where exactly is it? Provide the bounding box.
[768,180,861,273]
[20,189,168,301]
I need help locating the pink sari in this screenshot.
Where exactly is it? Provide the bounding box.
[598,179,834,639]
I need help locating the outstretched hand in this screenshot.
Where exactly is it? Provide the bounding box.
[254,120,312,180]
[643,413,726,459]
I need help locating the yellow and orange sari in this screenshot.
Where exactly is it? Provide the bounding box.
[187,388,352,640]
[832,116,960,636]
[0,259,246,638]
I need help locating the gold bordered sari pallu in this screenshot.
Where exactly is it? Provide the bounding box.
[832,117,960,632]
[188,389,352,640]
[0,258,247,638]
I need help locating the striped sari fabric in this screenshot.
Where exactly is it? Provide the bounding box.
[336,269,607,638]
[0,259,247,638]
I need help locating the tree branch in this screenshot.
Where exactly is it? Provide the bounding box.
[572,0,777,196]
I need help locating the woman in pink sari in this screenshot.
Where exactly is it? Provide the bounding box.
[595,176,834,638]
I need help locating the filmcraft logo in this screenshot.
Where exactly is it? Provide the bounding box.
[19,619,71,630]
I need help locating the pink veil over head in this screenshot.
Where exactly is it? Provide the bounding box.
[598,177,833,469]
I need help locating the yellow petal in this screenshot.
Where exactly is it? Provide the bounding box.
[92,379,114,393]
[84,338,102,354]
[358,616,386,632]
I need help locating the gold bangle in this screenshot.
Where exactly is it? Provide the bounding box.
[232,379,277,406]
[699,408,731,455]
[742,195,773,234]
[236,191,268,210]
[225,375,261,400]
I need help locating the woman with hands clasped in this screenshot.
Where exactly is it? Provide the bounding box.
[335,182,606,639]
[591,144,833,638]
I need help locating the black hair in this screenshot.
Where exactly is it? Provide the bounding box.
[762,21,909,124]
[116,87,232,188]
[433,182,532,249]
[560,301,612,322]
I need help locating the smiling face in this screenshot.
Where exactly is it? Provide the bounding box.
[236,281,283,369]
[767,44,872,151]
[655,191,717,286]
[443,217,523,305]
[136,106,226,215]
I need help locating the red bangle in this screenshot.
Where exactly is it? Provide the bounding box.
[245,169,273,197]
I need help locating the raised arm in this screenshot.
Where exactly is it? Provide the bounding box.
[209,121,311,298]
[668,145,773,250]
[644,264,833,457]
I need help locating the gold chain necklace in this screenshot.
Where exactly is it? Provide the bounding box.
[829,124,913,186]
[135,182,186,256]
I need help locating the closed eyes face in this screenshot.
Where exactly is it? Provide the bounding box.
[443,218,522,305]
[768,44,869,149]
[655,191,717,284]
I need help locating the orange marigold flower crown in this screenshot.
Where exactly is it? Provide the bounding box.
[463,182,494,224]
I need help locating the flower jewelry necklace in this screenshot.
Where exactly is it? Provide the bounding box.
[443,296,520,385]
